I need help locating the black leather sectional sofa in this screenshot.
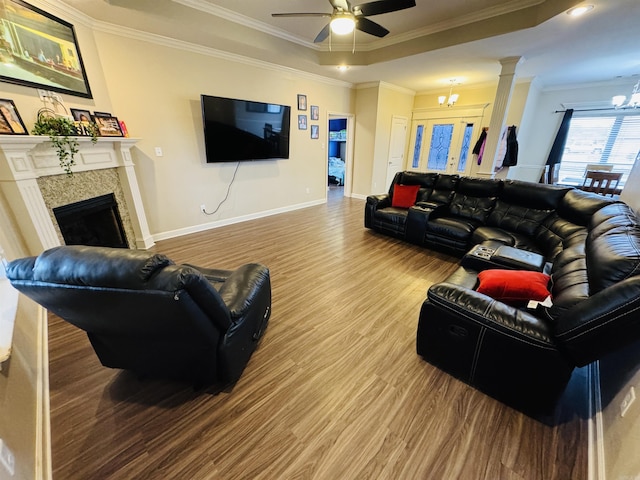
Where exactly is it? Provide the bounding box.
[366,171,640,412]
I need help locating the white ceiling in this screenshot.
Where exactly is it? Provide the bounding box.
[62,0,640,93]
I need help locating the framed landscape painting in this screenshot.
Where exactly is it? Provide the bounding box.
[0,0,93,98]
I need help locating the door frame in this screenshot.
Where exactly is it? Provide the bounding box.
[327,112,355,198]
[408,104,489,175]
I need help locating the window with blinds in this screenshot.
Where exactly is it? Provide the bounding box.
[557,111,640,187]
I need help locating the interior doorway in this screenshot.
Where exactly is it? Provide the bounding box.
[327,113,354,199]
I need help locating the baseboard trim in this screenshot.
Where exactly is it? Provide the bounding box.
[153,199,326,243]
[588,361,605,480]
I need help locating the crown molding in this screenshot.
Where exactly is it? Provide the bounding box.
[172,0,320,50]
[169,0,543,54]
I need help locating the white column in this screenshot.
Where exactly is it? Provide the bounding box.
[477,56,523,177]
[114,141,155,249]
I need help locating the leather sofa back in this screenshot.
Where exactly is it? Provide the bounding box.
[587,203,640,294]
[7,245,233,333]
[449,177,502,223]
[557,189,617,226]
[429,174,459,205]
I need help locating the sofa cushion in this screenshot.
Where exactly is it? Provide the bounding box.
[471,227,543,254]
[487,201,554,237]
[392,184,420,208]
[31,245,174,289]
[587,203,640,294]
[499,180,570,210]
[449,194,498,223]
[476,269,551,305]
[426,216,482,242]
[557,189,618,226]
[429,174,459,205]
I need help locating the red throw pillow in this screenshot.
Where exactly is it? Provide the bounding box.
[392,184,420,208]
[476,269,551,305]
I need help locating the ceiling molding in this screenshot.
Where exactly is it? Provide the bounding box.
[172,0,544,54]
[91,20,352,89]
[172,0,320,50]
[323,0,545,52]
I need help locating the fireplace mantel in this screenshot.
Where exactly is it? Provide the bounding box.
[0,135,154,254]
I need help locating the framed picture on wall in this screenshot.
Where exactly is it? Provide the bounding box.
[297,94,307,111]
[0,0,93,98]
[310,105,319,121]
[298,114,307,130]
[311,125,319,139]
[0,99,27,134]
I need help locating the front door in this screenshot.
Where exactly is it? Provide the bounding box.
[408,119,476,175]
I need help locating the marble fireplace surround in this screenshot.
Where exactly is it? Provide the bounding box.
[0,136,154,255]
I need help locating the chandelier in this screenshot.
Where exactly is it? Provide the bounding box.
[612,80,640,109]
[438,79,460,107]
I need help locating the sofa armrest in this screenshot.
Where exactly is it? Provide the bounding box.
[366,193,391,209]
[406,205,435,245]
[427,282,554,343]
[554,276,640,366]
[218,263,271,319]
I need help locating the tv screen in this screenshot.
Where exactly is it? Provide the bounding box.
[201,94,291,162]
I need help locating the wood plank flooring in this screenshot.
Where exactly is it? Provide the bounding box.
[48,187,588,479]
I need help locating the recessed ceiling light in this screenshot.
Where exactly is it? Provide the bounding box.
[567,5,594,16]
[337,65,349,71]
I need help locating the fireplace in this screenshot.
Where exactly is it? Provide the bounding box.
[53,193,129,248]
[0,136,153,254]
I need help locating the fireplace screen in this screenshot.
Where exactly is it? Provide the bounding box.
[53,193,128,248]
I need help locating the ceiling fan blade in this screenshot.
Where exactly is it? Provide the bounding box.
[356,17,389,37]
[314,24,331,43]
[329,0,351,12]
[356,0,416,16]
[272,13,331,18]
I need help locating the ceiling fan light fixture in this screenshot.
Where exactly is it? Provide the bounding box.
[330,13,356,35]
[566,5,594,16]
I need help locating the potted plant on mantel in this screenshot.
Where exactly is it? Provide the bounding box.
[31,109,98,176]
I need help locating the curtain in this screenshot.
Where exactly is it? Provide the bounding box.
[542,108,573,183]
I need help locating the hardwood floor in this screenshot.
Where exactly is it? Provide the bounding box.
[48,187,588,479]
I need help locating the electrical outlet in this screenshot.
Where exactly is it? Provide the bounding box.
[0,439,15,476]
[620,386,636,417]
[154,147,163,157]
[37,89,48,100]
[305,187,310,194]
[200,204,206,213]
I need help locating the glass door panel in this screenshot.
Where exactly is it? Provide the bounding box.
[426,123,454,171]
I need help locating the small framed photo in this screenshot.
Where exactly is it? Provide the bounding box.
[298,114,307,130]
[0,99,27,134]
[70,108,92,123]
[93,114,124,137]
[311,125,319,139]
[310,105,319,121]
[92,111,112,117]
[297,94,307,111]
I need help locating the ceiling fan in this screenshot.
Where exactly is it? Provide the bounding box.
[272,0,417,44]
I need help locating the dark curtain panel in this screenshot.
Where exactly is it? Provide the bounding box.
[542,108,573,183]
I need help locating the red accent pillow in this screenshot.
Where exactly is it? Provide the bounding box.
[476,269,551,305]
[392,184,420,208]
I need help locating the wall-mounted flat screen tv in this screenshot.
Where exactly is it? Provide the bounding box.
[201,94,291,162]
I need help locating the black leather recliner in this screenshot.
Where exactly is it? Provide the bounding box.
[6,245,271,388]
